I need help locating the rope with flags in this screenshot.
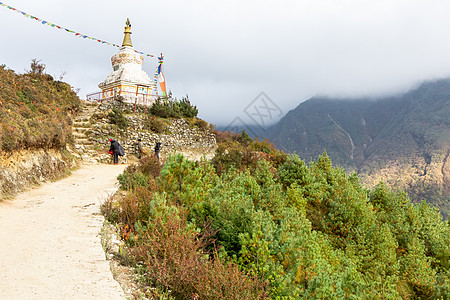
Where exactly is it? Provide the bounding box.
[0,1,157,58]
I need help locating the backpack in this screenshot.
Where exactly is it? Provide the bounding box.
[118,143,125,156]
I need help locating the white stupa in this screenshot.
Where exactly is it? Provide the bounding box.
[98,18,156,106]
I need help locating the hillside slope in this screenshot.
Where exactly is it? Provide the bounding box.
[0,63,80,151]
[266,79,450,217]
[0,63,81,198]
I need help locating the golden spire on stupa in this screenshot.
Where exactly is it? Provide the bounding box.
[122,18,133,47]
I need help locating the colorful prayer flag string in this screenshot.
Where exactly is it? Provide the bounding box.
[0,1,157,58]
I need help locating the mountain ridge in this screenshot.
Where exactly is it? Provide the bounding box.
[265,78,450,217]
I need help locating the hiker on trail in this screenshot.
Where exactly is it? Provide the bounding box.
[154,141,161,160]
[135,138,143,159]
[109,138,120,165]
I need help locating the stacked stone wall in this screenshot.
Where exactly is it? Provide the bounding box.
[86,101,216,160]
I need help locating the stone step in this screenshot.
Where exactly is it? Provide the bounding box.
[81,157,99,165]
[71,102,102,164]
[74,144,86,151]
[75,139,94,146]
[73,132,86,138]
[74,147,97,155]
[73,127,89,133]
[74,118,91,123]
[73,122,90,127]
[77,108,97,114]
[83,102,99,107]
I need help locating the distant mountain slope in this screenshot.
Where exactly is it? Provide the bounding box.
[266,79,450,217]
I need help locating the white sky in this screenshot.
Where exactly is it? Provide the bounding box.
[2,0,450,126]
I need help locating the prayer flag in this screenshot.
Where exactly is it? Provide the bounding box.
[158,64,167,98]
[0,2,158,58]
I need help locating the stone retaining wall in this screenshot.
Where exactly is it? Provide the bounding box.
[86,101,217,160]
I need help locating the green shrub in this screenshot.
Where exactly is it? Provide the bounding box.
[149,98,177,118]
[149,96,198,119]
[107,108,128,129]
[190,117,211,131]
[138,154,162,178]
[104,141,450,299]
[278,154,311,189]
[239,129,253,144]
[100,194,120,224]
[144,115,165,133]
[117,168,150,190]
[179,96,198,118]
[131,212,268,299]
[158,154,218,210]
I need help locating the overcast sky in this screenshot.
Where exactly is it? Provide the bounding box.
[2,0,450,127]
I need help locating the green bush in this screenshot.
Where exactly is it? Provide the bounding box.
[104,141,450,298]
[144,115,165,133]
[117,167,150,190]
[212,131,286,175]
[189,117,212,131]
[149,98,173,118]
[132,212,268,299]
[138,154,162,178]
[149,96,198,119]
[107,108,128,129]
[179,96,198,118]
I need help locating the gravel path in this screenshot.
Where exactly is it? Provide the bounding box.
[0,164,127,300]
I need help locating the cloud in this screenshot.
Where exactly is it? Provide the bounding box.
[2,0,450,125]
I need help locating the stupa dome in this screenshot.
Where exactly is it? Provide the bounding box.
[96,18,156,105]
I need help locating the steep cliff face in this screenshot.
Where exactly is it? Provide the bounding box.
[266,79,450,217]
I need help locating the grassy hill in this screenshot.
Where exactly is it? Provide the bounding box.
[266,79,450,218]
[0,61,80,152]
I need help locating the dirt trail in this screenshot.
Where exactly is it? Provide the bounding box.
[0,164,127,300]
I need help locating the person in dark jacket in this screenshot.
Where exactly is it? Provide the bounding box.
[135,138,143,159]
[154,141,161,160]
[109,138,120,165]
